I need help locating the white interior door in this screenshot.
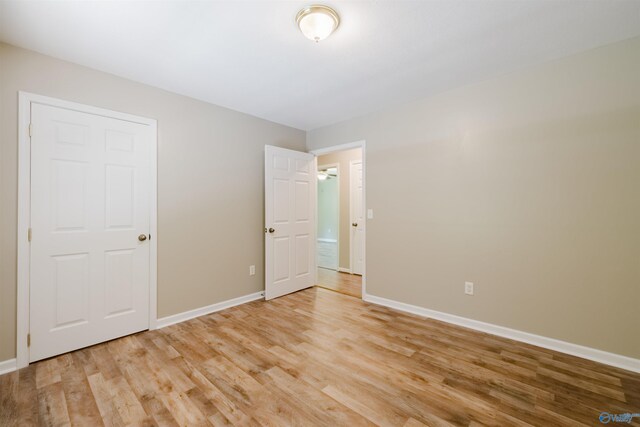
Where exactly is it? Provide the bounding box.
[265,145,316,300]
[350,160,365,275]
[30,103,152,362]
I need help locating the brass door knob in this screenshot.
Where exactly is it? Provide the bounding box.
[352,223,358,227]
[138,234,148,241]
[268,228,275,233]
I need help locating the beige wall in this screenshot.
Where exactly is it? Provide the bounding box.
[0,43,306,361]
[2,37,638,363]
[308,37,640,359]
[318,148,362,271]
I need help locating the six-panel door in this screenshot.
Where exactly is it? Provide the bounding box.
[29,103,152,362]
[265,146,316,300]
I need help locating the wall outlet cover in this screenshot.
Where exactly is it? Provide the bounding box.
[465,281,474,295]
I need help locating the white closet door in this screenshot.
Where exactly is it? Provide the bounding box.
[350,161,365,275]
[265,145,316,300]
[29,103,152,362]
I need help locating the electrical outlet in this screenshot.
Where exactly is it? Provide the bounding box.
[465,281,474,295]
[367,209,374,219]
[249,265,255,276]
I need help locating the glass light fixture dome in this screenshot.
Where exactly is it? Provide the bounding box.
[296,5,340,43]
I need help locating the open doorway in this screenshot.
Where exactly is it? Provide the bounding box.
[317,164,339,270]
[313,145,364,298]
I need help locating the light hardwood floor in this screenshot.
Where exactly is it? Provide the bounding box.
[1,287,639,426]
[316,267,362,298]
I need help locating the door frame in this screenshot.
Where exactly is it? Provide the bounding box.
[16,92,158,369]
[316,162,340,271]
[309,140,366,299]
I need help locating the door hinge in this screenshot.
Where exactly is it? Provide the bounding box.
[27,333,31,347]
[28,228,32,242]
[28,123,32,138]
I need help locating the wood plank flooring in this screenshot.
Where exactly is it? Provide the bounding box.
[316,267,362,298]
[1,287,639,426]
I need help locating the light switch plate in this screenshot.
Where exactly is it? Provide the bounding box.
[367,209,374,219]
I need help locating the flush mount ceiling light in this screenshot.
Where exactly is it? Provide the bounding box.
[296,5,340,43]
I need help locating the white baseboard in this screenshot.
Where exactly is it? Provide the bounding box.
[0,358,17,376]
[157,291,264,329]
[364,294,640,374]
[337,267,351,274]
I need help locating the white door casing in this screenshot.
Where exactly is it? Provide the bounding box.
[265,145,316,300]
[350,160,365,275]
[19,93,157,365]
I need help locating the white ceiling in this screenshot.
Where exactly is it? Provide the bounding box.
[1,1,639,130]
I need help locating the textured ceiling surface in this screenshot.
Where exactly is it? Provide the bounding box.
[1,0,639,130]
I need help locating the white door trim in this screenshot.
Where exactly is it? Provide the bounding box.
[310,141,366,298]
[317,162,340,271]
[17,92,158,369]
[310,141,365,156]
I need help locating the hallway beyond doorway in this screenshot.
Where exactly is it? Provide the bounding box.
[316,268,362,298]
